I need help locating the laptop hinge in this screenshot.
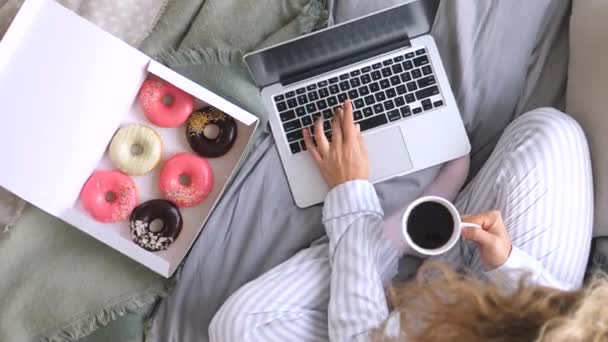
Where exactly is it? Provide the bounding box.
[282,38,411,86]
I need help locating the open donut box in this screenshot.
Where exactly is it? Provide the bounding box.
[0,0,259,277]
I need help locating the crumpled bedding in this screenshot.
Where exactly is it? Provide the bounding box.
[150,0,574,341]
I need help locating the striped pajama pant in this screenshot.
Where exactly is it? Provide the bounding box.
[209,108,594,341]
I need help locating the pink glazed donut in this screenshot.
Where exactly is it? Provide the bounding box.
[159,153,214,208]
[81,171,138,223]
[138,78,195,128]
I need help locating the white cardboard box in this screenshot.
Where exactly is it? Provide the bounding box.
[0,0,259,277]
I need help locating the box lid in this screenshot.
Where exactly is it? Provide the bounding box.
[0,0,150,216]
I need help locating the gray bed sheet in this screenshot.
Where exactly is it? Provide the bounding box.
[151,1,571,340]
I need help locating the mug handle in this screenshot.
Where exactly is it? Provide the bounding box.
[460,222,483,230]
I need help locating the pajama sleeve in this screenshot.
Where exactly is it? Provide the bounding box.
[322,180,401,341]
[485,245,576,291]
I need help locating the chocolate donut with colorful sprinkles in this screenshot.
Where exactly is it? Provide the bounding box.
[186,107,238,158]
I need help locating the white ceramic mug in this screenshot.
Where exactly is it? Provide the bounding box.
[401,196,481,256]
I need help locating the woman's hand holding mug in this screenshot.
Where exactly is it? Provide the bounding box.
[462,211,513,270]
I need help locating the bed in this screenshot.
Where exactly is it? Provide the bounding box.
[147,0,577,341]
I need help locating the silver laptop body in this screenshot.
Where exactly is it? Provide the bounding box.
[245,0,470,208]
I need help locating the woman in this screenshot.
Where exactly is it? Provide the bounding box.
[377,261,608,341]
[210,101,602,341]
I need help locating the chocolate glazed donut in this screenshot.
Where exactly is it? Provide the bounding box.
[130,199,182,252]
[186,107,238,158]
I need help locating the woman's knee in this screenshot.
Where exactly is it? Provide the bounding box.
[511,108,586,143]
[506,108,589,156]
[209,293,250,341]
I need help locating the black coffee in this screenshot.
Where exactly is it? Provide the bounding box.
[406,202,454,249]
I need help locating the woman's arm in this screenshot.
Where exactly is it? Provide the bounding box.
[323,180,400,341]
[303,101,400,340]
[485,246,575,291]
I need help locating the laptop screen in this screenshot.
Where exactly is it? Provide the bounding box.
[245,0,440,88]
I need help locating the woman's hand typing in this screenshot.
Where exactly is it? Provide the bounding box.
[303,100,370,189]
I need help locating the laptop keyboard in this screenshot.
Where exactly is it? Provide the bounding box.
[273,47,445,154]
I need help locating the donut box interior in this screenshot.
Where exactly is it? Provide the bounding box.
[0,0,259,277]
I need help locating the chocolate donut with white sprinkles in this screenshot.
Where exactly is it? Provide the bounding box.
[129,199,182,252]
[186,107,238,158]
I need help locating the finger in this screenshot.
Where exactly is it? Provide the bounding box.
[461,214,484,226]
[303,128,322,162]
[332,107,343,145]
[355,123,363,141]
[314,117,330,155]
[356,124,367,152]
[462,211,500,232]
[342,100,356,142]
[461,226,495,247]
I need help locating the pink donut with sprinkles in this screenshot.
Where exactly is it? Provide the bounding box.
[81,171,139,223]
[138,78,195,128]
[159,153,214,208]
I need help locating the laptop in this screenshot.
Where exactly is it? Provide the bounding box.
[244,0,470,208]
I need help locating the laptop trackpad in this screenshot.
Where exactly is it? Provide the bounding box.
[365,127,413,181]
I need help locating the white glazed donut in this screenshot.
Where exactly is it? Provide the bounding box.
[109,124,163,176]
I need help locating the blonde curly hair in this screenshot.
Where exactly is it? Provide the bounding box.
[379,262,608,342]
[538,275,608,342]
